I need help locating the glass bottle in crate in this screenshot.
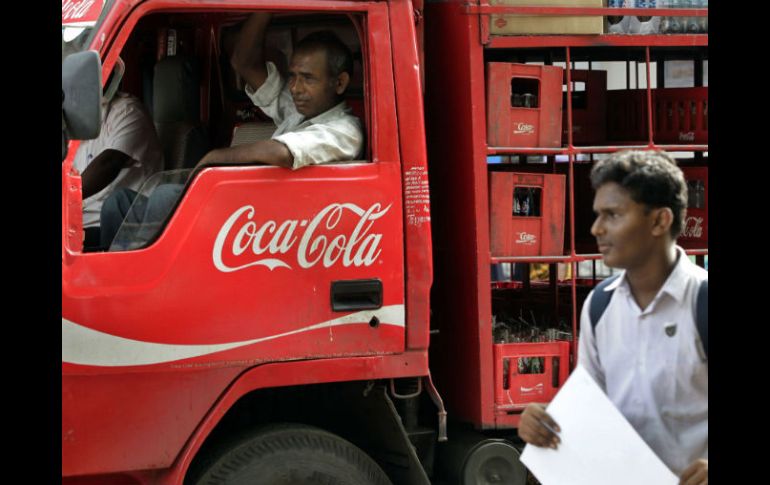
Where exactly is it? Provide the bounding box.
[637,0,661,34]
[637,0,652,22]
[685,0,700,33]
[666,0,684,33]
[697,0,708,33]
[607,0,626,33]
[659,0,670,33]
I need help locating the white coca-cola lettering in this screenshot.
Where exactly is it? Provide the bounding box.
[682,216,704,239]
[62,0,96,21]
[514,122,535,134]
[521,383,544,395]
[213,203,391,273]
[515,232,537,245]
[679,131,696,142]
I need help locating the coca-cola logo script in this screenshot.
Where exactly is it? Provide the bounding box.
[515,232,537,245]
[679,131,696,142]
[514,123,535,135]
[62,0,98,21]
[213,203,391,272]
[682,216,704,239]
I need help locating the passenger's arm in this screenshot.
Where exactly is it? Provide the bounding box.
[196,140,293,169]
[81,149,132,199]
[230,12,272,91]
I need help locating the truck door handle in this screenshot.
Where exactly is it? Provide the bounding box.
[331,279,383,312]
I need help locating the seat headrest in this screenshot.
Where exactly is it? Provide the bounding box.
[153,55,201,123]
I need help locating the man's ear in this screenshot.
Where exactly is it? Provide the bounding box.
[651,207,674,237]
[335,72,350,95]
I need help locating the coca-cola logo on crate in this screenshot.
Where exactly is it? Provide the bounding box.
[213,203,391,272]
[682,216,704,239]
[678,131,696,142]
[515,232,537,245]
[513,123,535,135]
[520,383,544,395]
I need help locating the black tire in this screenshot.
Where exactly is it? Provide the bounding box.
[193,423,393,485]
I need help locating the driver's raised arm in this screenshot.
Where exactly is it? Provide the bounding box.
[230,12,272,91]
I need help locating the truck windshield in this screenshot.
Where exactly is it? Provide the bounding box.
[62,0,116,60]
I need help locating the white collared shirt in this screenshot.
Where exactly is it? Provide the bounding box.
[578,246,708,475]
[73,93,164,228]
[245,62,364,169]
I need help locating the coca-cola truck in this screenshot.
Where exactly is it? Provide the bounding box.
[62,1,708,484]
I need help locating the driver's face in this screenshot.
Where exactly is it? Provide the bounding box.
[287,49,339,119]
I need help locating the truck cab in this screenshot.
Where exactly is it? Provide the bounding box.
[62,1,433,483]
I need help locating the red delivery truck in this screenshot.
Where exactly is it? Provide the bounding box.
[61,1,708,483]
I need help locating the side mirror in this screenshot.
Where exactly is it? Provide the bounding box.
[62,50,102,154]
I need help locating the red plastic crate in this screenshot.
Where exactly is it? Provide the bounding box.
[493,341,570,409]
[556,162,598,254]
[562,69,607,145]
[489,172,566,257]
[606,89,649,142]
[606,87,709,144]
[679,166,708,249]
[486,63,563,147]
[654,88,708,144]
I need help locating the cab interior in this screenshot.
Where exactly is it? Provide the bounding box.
[113,10,368,172]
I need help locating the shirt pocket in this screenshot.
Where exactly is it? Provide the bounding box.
[663,330,708,425]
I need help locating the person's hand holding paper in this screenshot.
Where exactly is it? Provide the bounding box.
[519,365,680,485]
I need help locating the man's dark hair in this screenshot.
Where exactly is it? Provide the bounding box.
[590,150,688,239]
[295,30,354,80]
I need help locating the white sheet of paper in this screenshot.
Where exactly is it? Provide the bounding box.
[520,365,679,485]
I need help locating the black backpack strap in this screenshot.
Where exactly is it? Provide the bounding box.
[695,279,708,359]
[589,274,621,334]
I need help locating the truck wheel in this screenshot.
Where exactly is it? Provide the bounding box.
[193,423,393,485]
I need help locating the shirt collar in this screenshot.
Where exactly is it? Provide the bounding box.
[657,246,691,303]
[602,245,691,303]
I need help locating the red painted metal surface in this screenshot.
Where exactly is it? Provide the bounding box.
[487,34,707,49]
[679,166,708,250]
[562,69,607,145]
[63,152,85,254]
[487,144,709,155]
[388,0,433,351]
[424,0,496,428]
[465,6,709,17]
[493,341,570,411]
[489,172,566,257]
[62,367,242,476]
[486,63,563,148]
[646,47,654,145]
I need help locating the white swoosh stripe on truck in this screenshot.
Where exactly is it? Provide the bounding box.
[62,304,404,367]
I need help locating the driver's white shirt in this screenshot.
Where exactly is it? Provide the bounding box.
[245,62,363,170]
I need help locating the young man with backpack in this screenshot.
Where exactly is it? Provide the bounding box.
[518,150,708,485]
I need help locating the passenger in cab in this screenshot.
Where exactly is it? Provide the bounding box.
[73,57,163,250]
[99,12,362,250]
